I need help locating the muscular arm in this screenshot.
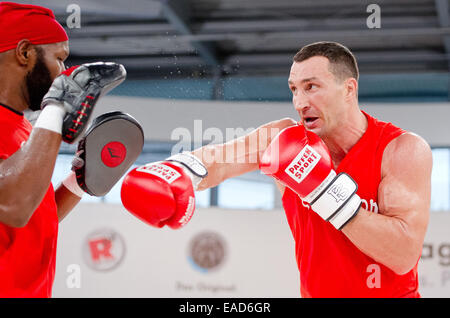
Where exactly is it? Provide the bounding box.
[341,133,432,275]
[0,128,62,227]
[192,118,297,191]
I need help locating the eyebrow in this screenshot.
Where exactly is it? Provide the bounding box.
[288,77,318,85]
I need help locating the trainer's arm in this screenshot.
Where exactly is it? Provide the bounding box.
[0,128,62,227]
[54,184,82,222]
[193,118,297,191]
[341,133,432,275]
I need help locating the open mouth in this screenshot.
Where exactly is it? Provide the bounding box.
[305,117,318,123]
[304,117,319,125]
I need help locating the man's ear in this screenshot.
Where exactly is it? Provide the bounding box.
[15,39,36,66]
[345,77,358,100]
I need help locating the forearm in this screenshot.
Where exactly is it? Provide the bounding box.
[192,140,259,190]
[342,208,424,275]
[54,183,82,222]
[0,128,61,226]
[340,133,431,275]
[192,118,297,191]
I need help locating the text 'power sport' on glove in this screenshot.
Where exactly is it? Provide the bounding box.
[259,124,362,230]
[120,152,208,229]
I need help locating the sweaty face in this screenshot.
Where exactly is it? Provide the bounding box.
[288,56,347,137]
[25,50,53,111]
[25,42,69,111]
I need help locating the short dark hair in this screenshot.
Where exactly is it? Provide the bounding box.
[293,41,359,82]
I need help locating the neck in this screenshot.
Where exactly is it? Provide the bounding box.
[322,108,368,168]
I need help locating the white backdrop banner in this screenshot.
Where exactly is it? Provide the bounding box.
[418,213,450,298]
[52,204,299,298]
[52,203,450,298]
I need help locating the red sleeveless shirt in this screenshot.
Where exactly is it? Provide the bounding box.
[0,104,58,297]
[281,111,420,298]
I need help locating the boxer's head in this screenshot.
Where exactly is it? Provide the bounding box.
[0,2,69,111]
[24,42,69,111]
[288,41,359,137]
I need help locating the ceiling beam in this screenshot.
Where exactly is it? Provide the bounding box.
[65,17,442,39]
[434,0,450,100]
[159,0,220,68]
[435,0,450,70]
[67,24,450,42]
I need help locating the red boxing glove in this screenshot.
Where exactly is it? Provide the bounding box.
[120,153,207,229]
[260,124,361,230]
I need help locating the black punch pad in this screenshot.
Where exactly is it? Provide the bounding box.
[75,111,144,196]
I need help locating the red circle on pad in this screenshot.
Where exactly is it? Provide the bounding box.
[101,141,127,167]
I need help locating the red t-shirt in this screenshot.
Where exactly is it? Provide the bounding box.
[0,104,58,298]
[282,111,420,298]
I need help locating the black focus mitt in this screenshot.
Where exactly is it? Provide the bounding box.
[72,111,144,196]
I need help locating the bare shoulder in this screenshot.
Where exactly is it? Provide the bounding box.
[382,132,432,178]
[269,117,298,129]
[386,132,430,152]
[261,117,297,140]
[378,133,431,227]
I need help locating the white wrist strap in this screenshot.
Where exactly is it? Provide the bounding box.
[167,152,207,191]
[34,104,65,134]
[169,161,203,191]
[62,171,85,198]
[306,172,361,230]
[329,195,361,230]
[303,170,336,203]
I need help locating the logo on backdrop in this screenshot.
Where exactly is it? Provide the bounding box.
[83,228,126,271]
[188,231,227,273]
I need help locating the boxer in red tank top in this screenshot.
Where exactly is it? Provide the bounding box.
[0,3,80,297]
[282,111,421,297]
[0,3,131,297]
[0,104,59,297]
[277,43,431,298]
[189,42,432,298]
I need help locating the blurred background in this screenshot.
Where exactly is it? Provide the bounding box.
[15,0,450,297]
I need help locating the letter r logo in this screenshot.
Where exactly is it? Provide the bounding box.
[89,238,113,262]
